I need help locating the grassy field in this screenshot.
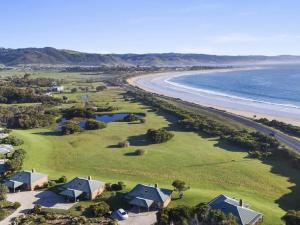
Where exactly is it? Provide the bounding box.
[7,86,300,225]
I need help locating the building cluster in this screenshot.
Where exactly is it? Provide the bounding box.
[2,168,263,225]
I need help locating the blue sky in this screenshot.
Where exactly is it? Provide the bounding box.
[1,0,300,55]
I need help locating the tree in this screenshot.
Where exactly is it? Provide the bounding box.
[172,180,190,198]
[90,201,110,217]
[71,87,77,93]
[23,73,31,79]
[0,184,8,201]
[96,85,107,92]
[282,210,300,225]
[85,119,106,130]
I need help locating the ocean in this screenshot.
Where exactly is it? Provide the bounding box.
[169,64,300,109]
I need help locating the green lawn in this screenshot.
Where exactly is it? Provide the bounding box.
[11,88,300,225]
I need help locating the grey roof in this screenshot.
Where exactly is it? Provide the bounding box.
[208,195,263,225]
[0,144,13,154]
[62,177,104,195]
[129,197,154,208]
[5,180,23,189]
[126,184,172,205]
[60,188,83,199]
[8,170,48,186]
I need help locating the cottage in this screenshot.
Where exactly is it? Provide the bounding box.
[125,184,172,210]
[208,195,263,225]
[59,176,105,202]
[5,169,48,192]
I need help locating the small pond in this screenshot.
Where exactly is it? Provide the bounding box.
[57,113,143,130]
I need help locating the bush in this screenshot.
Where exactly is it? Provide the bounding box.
[32,204,42,214]
[89,201,110,217]
[140,118,146,123]
[118,140,130,148]
[85,119,107,130]
[58,175,67,183]
[13,202,21,209]
[0,135,24,146]
[96,85,107,92]
[0,209,5,221]
[61,120,83,135]
[123,113,139,122]
[71,88,77,93]
[147,128,174,143]
[135,149,147,155]
[48,180,56,187]
[0,184,8,201]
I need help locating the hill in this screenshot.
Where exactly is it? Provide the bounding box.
[1,47,300,66]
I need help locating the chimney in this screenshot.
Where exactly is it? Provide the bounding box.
[88,176,92,180]
[32,168,35,173]
[154,183,158,188]
[239,199,243,207]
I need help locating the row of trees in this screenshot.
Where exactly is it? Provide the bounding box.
[0,86,60,104]
[256,118,300,138]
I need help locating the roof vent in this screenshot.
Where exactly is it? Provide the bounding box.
[32,168,36,173]
[154,183,158,188]
[88,176,92,180]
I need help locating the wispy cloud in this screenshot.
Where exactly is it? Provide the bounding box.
[210,33,300,44]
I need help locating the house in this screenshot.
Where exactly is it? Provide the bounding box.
[208,194,263,225]
[59,176,105,202]
[51,85,64,92]
[5,169,48,192]
[125,184,172,210]
[0,144,13,155]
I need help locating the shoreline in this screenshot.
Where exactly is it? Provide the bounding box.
[127,69,300,126]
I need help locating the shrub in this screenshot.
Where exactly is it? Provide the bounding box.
[123,113,139,122]
[0,184,8,201]
[118,140,130,148]
[48,180,56,187]
[96,85,107,92]
[85,119,107,130]
[135,149,147,155]
[61,120,83,135]
[32,204,42,214]
[13,202,21,209]
[0,135,24,146]
[58,175,67,183]
[89,201,110,217]
[147,128,174,143]
[0,209,5,221]
[71,87,77,93]
[140,118,146,123]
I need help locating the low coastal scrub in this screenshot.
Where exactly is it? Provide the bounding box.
[0,135,24,146]
[126,89,300,170]
[122,113,140,122]
[147,128,174,143]
[63,107,95,119]
[156,203,238,225]
[256,118,300,138]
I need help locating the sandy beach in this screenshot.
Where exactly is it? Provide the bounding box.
[127,69,300,126]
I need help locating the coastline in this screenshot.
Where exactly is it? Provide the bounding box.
[127,69,300,126]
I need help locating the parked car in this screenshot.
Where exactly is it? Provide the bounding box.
[112,208,129,220]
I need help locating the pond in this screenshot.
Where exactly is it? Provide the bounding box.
[57,113,142,130]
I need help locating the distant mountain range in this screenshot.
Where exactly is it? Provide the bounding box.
[1,47,300,67]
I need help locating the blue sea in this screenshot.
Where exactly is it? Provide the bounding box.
[169,64,300,108]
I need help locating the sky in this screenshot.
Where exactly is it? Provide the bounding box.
[1,0,300,55]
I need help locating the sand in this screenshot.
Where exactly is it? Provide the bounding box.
[127,69,300,126]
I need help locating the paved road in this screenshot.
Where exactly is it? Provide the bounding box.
[119,211,157,225]
[205,107,300,153]
[1,191,74,225]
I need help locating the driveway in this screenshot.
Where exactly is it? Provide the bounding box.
[119,211,157,225]
[1,190,74,225]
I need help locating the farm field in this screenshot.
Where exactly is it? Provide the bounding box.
[10,86,300,225]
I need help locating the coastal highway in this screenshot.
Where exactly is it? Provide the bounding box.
[198,107,300,153]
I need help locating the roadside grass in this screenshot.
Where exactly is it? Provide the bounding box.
[10,88,300,225]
